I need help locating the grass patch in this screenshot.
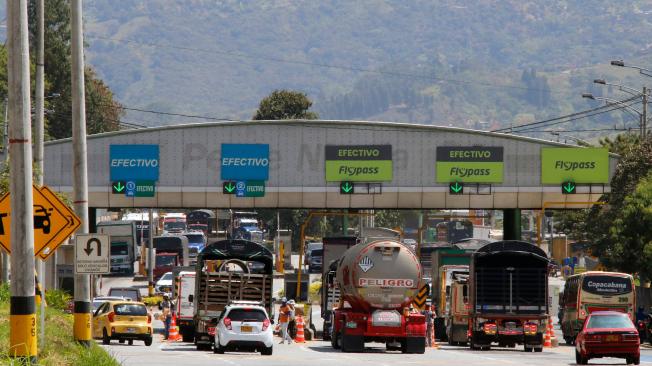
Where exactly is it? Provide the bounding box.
[0,283,120,365]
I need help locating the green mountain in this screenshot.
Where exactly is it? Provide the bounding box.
[79,1,652,136]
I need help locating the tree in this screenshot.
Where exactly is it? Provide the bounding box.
[604,172,652,280]
[375,210,403,229]
[587,138,652,276]
[27,0,123,140]
[253,90,318,120]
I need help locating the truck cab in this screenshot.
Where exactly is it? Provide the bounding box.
[154,252,180,280]
[446,271,470,345]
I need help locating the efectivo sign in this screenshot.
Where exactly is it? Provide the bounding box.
[109,145,160,181]
[325,145,392,182]
[220,144,270,181]
[541,147,609,184]
[436,146,504,183]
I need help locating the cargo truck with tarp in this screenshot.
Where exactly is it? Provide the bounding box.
[192,239,273,350]
[468,240,549,352]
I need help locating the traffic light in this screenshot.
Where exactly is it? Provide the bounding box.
[340,181,354,194]
[449,182,463,195]
[223,181,236,194]
[561,181,576,194]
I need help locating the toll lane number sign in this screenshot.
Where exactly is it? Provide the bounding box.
[75,234,110,274]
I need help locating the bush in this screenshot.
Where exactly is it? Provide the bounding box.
[45,289,72,311]
[0,282,8,304]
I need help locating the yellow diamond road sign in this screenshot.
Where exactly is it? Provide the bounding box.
[37,186,81,260]
[0,185,81,258]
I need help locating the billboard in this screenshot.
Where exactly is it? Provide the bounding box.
[325,145,392,182]
[541,148,609,184]
[220,144,270,180]
[109,145,160,181]
[436,146,504,183]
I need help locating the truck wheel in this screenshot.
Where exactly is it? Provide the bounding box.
[182,333,193,343]
[331,332,341,349]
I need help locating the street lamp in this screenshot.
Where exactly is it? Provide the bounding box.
[611,60,652,77]
[593,79,641,96]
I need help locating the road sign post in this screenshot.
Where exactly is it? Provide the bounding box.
[75,235,110,274]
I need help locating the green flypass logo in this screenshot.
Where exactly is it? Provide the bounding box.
[325,145,392,182]
[436,147,504,183]
[541,148,609,184]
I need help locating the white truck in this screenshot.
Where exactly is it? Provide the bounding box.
[173,268,196,342]
[96,221,138,275]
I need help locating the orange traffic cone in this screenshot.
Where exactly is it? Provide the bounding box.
[295,316,305,343]
[168,314,181,342]
[543,318,552,348]
[547,317,557,347]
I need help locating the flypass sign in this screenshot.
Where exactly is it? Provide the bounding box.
[436,146,504,183]
[541,147,609,184]
[325,145,392,182]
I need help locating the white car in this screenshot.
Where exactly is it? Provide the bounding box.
[214,301,273,355]
[155,272,174,294]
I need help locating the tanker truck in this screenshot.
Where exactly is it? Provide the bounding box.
[331,239,426,354]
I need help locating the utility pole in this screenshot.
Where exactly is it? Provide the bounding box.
[71,0,91,347]
[7,0,37,362]
[34,0,46,344]
[1,99,8,284]
[643,87,648,139]
[148,209,154,297]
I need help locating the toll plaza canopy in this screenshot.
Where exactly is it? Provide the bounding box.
[43,120,617,209]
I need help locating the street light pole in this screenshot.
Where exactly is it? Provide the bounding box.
[7,0,37,362]
[643,87,648,138]
[71,0,91,347]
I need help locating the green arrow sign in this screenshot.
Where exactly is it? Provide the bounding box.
[223,181,236,194]
[562,181,576,194]
[112,181,126,194]
[340,181,354,194]
[449,182,463,195]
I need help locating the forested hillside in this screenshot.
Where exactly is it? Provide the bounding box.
[47,1,652,134]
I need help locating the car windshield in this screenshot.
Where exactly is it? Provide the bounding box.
[114,303,148,316]
[159,273,173,281]
[165,222,186,230]
[92,301,105,310]
[311,249,323,256]
[587,314,633,329]
[185,234,205,244]
[111,242,129,256]
[109,290,138,300]
[156,255,176,266]
[227,308,267,322]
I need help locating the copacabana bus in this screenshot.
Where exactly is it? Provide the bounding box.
[560,271,635,344]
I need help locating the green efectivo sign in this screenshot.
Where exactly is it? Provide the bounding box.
[436,147,504,183]
[541,147,609,184]
[325,145,392,182]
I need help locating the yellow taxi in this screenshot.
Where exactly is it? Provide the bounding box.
[92,301,153,346]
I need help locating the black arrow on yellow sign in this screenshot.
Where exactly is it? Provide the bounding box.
[412,284,430,310]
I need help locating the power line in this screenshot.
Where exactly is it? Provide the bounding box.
[492,96,641,133]
[516,127,630,133]
[87,35,565,95]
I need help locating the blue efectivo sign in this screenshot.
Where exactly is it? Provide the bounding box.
[110,145,160,181]
[220,144,270,180]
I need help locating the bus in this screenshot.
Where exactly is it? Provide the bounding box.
[560,271,635,344]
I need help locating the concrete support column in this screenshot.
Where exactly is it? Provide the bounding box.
[503,209,521,241]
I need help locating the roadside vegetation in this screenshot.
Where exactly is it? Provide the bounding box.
[0,283,120,366]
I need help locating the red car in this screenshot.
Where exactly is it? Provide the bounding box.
[575,311,640,365]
